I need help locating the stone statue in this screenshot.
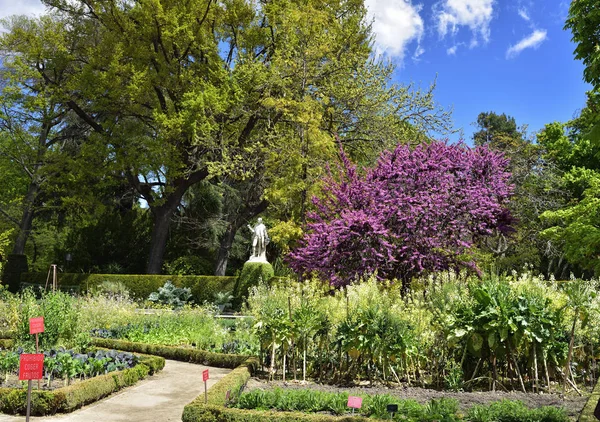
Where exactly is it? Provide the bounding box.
[247,218,269,263]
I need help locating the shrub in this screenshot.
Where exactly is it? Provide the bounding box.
[148,281,192,308]
[233,262,274,309]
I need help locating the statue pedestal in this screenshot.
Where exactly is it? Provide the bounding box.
[232,261,274,309]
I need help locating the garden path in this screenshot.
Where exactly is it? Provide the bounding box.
[0,359,230,422]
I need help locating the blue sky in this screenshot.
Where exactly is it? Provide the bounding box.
[1,0,590,143]
[364,0,590,142]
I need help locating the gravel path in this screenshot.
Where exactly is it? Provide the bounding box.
[0,360,230,422]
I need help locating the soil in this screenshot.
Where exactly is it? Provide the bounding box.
[245,378,589,420]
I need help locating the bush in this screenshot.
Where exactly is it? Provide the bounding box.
[233,263,274,309]
[14,289,80,350]
[92,338,250,368]
[148,281,192,308]
[20,273,237,304]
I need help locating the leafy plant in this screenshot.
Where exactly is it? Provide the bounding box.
[148,281,192,309]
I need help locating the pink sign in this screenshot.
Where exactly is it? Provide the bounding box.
[29,317,44,334]
[202,369,209,382]
[347,396,362,409]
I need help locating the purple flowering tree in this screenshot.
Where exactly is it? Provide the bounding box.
[288,141,513,291]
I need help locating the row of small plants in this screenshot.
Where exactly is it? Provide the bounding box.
[234,388,569,421]
[0,347,138,388]
[246,271,599,393]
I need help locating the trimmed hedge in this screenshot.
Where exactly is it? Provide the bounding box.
[579,378,600,422]
[233,262,274,309]
[182,357,260,422]
[0,355,164,416]
[92,338,249,368]
[183,405,368,422]
[20,273,237,303]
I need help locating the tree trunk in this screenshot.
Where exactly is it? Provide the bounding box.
[11,182,40,255]
[147,205,178,274]
[214,222,239,276]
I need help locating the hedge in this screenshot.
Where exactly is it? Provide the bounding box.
[233,262,274,309]
[183,405,371,422]
[20,273,237,303]
[182,357,258,421]
[579,378,600,422]
[92,338,249,368]
[0,354,164,416]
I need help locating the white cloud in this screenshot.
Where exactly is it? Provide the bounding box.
[447,45,458,55]
[517,8,530,21]
[434,0,495,45]
[506,29,547,58]
[0,0,46,21]
[365,0,424,60]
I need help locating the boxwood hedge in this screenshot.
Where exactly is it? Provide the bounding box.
[19,273,237,303]
[0,354,164,416]
[92,338,248,368]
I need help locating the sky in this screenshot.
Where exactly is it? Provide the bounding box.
[0,0,590,143]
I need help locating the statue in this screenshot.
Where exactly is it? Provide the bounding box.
[247,218,269,263]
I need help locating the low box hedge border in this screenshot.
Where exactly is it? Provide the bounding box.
[578,379,600,422]
[0,353,164,416]
[181,357,369,422]
[92,338,248,368]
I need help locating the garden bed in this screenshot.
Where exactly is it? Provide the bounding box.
[245,379,587,420]
[0,351,164,415]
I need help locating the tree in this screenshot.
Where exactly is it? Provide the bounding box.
[289,141,513,291]
[473,112,523,148]
[0,15,85,257]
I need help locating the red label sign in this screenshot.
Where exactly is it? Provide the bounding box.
[19,354,44,380]
[347,396,362,409]
[29,317,44,334]
[202,369,209,382]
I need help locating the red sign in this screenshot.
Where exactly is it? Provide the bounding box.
[19,354,44,380]
[347,396,362,409]
[29,317,44,335]
[202,369,209,382]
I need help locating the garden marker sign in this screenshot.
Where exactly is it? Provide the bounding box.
[19,353,44,422]
[19,354,44,380]
[29,317,44,334]
[203,369,209,403]
[348,396,362,414]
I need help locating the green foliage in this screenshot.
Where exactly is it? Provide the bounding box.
[20,272,237,304]
[0,359,160,415]
[14,289,79,350]
[92,338,250,369]
[234,262,274,309]
[148,281,192,309]
[232,389,567,422]
[1,254,28,293]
